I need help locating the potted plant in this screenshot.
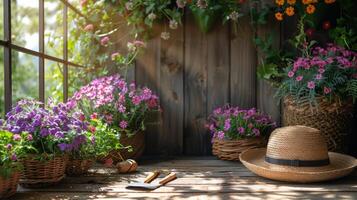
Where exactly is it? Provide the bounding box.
[276,43,357,151]
[0,129,28,198]
[68,74,160,162]
[208,106,276,161]
[3,99,87,187]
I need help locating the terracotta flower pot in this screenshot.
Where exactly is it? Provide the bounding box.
[98,131,145,163]
[283,96,353,152]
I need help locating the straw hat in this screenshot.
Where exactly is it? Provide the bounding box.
[239,126,357,183]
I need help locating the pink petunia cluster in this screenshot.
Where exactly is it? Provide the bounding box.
[68,74,159,133]
[284,44,357,97]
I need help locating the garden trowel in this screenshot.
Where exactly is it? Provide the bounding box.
[126,171,177,190]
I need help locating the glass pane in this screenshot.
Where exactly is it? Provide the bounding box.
[0,47,4,116]
[11,0,39,51]
[45,60,63,102]
[68,66,87,98]
[68,8,85,66]
[12,51,39,103]
[45,0,63,58]
[0,0,4,40]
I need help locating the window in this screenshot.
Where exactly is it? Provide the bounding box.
[0,0,87,116]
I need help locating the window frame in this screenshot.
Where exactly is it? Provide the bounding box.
[0,0,87,114]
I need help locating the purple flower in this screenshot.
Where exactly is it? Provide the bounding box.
[217,131,225,139]
[11,154,17,161]
[58,143,67,152]
[119,120,128,129]
[6,144,12,150]
[237,127,245,134]
[223,119,231,131]
[253,128,260,136]
[132,95,142,105]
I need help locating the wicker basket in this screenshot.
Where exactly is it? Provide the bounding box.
[98,131,145,163]
[212,137,266,161]
[283,97,353,152]
[20,155,67,188]
[66,159,94,176]
[0,171,20,198]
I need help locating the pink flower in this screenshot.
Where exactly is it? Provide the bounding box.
[315,74,322,80]
[133,40,146,48]
[318,68,325,74]
[119,120,128,129]
[288,71,295,78]
[80,0,88,7]
[6,144,12,150]
[248,123,254,129]
[13,134,21,141]
[84,24,94,32]
[105,114,113,124]
[79,114,85,121]
[27,134,33,141]
[307,81,315,89]
[90,113,98,119]
[100,37,110,46]
[324,87,332,94]
[89,126,96,133]
[132,95,142,105]
[147,97,158,108]
[296,76,303,82]
[111,52,120,61]
[11,154,17,161]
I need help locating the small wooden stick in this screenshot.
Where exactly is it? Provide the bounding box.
[159,172,177,185]
[144,170,160,183]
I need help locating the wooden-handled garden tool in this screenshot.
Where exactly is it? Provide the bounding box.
[126,172,177,190]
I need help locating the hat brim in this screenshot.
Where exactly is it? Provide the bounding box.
[240,148,357,183]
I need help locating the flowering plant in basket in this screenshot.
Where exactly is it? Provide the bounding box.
[68,74,160,138]
[68,74,159,161]
[276,43,357,107]
[0,130,29,178]
[2,99,88,159]
[208,106,276,140]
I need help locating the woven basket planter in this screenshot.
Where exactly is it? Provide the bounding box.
[20,155,67,188]
[283,97,354,152]
[212,137,266,161]
[66,159,94,176]
[97,131,145,163]
[0,171,20,198]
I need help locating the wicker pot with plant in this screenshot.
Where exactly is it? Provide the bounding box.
[3,99,89,187]
[69,74,160,162]
[208,106,276,161]
[0,130,29,198]
[276,44,357,152]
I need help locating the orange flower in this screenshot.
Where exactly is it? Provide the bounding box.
[287,0,296,5]
[306,4,316,14]
[302,0,311,4]
[275,12,284,21]
[275,0,285,6]
[285,6,295,16]
[324,0,335,4]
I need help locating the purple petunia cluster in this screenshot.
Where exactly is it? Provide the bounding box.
[68,74,159,135]
[3,99,88,154]
[208,105,276,141]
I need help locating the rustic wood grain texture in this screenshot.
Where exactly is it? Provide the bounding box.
[256,1,281,124]
[159,24,185,155]
[230,16,257,108]
[12,158,357,200]
[135,25,162,155]
[184,12,209,155]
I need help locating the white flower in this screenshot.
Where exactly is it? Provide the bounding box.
[197,0,207,9]
[169,20,178,30]
[127,42,136,52]
[148,13,157,20]
[161,32,170,40]
[228,11,239,21]
[125,2,133,10]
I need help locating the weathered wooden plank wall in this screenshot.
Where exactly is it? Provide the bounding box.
[131,10,281,155]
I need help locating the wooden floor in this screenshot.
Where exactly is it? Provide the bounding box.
[11,157,357,200]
